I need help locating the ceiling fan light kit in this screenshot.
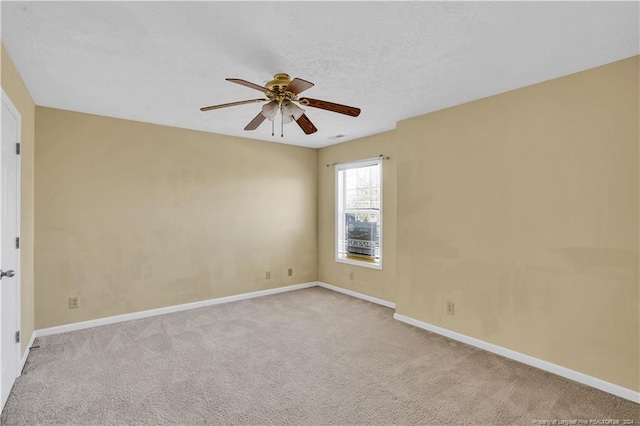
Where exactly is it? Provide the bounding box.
[261,101,279,120]
[281,101,304,121]
[200,73,361,138]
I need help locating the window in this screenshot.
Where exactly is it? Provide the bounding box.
[336,159,382,269]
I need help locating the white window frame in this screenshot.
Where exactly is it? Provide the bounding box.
[335,158,383,270]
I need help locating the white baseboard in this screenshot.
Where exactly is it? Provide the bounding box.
[317,281,395,309]
[393,313,640,404]
[19,331,36,373]
[35,282,317,338]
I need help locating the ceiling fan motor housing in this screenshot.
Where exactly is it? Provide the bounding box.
[266,73,292,93]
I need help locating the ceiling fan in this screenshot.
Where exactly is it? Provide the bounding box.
[200,73,361,137]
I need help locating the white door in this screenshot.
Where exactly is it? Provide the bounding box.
[0,89,22,411]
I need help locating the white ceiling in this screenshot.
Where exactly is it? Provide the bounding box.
[1,2,638,149]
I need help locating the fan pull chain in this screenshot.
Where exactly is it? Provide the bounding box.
[281,108,284,137]
[271,117,274,137]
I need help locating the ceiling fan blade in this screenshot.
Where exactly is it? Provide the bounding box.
[226,78,276,96]
[299,97,361,117]
[285,78,314,95]
[200,98,266,111]
[244,112,266,131]
[295,114,318,135]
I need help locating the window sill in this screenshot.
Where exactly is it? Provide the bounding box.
[336,256,382,270]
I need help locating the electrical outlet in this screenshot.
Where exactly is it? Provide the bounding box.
[265,271,271,280]
[288,268,293,276]
[69,297,79,309]
[349,272,355,281]
[446,301,455,316]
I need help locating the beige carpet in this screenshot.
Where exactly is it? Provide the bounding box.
[1,287,639,425]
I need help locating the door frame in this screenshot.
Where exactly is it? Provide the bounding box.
[0,87,23,409]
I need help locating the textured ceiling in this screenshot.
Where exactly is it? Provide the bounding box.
[1,1,638,148]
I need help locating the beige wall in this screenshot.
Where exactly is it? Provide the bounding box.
[395,56,639,391]
[1,44,36,354]
[35,108,317,328]
[317,131,397,303]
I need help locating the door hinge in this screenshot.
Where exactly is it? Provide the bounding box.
[16,237,20,249]
[16,143,21,155]
[15,331,20,343]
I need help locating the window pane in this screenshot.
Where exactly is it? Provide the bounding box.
[346,189,358,209]
[357,166,370,188]
[372,187,379,209]
[371,165,379,188]
[346,169,358,190]
[346,212,378,257]
[357,188,370,209]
